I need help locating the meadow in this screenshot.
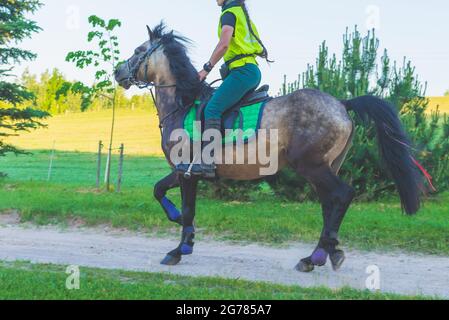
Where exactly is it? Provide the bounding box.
[428,96,449,114]
[5,108,163,156]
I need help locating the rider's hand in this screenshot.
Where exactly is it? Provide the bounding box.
[198,70,209,82]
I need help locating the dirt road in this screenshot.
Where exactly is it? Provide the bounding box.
[0,221,448,298]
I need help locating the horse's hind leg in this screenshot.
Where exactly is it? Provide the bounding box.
[154,171,182,226]
[331,126,354,175]
[295,165,355,272]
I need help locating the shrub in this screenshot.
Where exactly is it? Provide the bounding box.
[270,27,448,200]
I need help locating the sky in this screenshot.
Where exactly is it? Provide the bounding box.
[13,0,449,96]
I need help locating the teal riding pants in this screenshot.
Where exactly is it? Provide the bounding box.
[205,63,262,120]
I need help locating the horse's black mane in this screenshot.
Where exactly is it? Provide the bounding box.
[152,22,211,106]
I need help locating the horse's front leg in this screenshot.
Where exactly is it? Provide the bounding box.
[161,175,199,266]
[154,171,182,226]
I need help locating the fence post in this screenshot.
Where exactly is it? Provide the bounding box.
[116,143,124,193]
[47,141,56,181]
[104,147,112,191]
[96,140,103,189]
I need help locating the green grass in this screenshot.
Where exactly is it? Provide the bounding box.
[0,150,168,187]
[0,261,428,300]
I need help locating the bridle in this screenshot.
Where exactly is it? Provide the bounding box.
[122,41,182,131]
[124,41,171,89]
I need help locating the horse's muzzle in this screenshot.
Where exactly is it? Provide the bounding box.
[114,67,132,89]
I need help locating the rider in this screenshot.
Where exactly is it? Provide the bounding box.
[187,0,271,178]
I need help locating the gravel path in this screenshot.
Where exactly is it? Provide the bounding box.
[0,221,448,298]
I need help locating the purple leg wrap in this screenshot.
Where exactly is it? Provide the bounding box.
[311,248,328,266]
[180,226,195,255]
[180,244,193,255]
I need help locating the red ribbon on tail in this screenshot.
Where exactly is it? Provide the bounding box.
[411,156,437,192]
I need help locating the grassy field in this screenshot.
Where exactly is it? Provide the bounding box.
[4,109,163,155]
[0,261,427,300]
[0,150,167,187]
[428,96,449,114]
[1,150,448,255]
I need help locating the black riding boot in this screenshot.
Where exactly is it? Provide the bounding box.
[199,118,221,178]
[176,119,221,178]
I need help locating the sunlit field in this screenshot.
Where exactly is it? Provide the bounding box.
[6,108,163,156]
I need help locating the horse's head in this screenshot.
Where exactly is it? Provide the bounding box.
[115,25,168,90]
[116,22,204,108]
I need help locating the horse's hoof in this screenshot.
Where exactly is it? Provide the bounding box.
[295,258,315,273]
[311,248,328,266]
[160,254,182,266]
[330,250,345,271]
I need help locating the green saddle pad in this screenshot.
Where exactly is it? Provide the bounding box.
[183,100,267,144]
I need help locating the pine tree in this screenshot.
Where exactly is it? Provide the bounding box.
[272,27,449,199]
[0,0,48,159]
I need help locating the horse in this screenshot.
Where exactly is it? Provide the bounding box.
[115,22,423,272]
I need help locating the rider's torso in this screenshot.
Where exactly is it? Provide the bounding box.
[219,3,263,70]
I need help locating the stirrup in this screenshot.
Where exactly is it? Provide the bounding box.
[175,163,202,176]
[175,163,216,179]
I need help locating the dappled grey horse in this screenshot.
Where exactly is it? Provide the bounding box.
[115,23,424,272]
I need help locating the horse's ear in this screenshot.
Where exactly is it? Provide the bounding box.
[146,25,154,41]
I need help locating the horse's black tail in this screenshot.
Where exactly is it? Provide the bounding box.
[341,95,422,215]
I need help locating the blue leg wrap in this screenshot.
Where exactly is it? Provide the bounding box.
[180,226,195,255]
[161,197,181,222]
[180,243,193,255]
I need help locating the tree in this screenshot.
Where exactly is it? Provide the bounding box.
[21,68,84,114]
[271,26,448,200]
[445,90,449,96]
[0,0,48,161]
[16,68,155,115]
[64,15,122,191]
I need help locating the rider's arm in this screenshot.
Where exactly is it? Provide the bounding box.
[208,25,234,67]
[199,12,236,80]
[199,25,234,80]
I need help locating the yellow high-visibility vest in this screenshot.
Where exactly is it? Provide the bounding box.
[218,6,263,70]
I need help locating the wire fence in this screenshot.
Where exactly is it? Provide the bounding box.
[0,141,170,190]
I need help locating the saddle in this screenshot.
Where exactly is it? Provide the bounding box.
[183,85,272,144]
[199,84,270,129]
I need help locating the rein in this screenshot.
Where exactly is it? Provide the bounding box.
[148,87,184,132]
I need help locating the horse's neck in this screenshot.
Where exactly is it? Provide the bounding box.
[155,88,177,117]
[156,88,184,158]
